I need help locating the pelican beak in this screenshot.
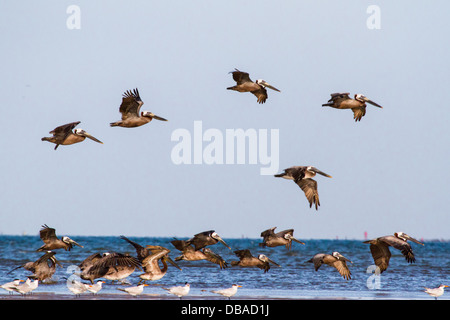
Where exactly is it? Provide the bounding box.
[262,82,281,92]
[217,237,231,250]
[70,239,84,248]
[166,256,182,271]
[315,169,332,178]
[152,114,168,121]
[83,132,103,144]
[292,238,306,245]
[405,235,425,246]
[267,258,281,267]
[364,98,383,108]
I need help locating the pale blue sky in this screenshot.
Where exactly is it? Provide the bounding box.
[1,1,449,240]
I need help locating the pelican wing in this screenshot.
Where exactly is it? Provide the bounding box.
[368,243,391,273]
[233,249,254,260]
[311,253,326,271]
[119,88,143,120]
[231,69,252,85]
[322,93,351,107]
[120,236,148,262]
[39,224,58,243]
[351,106,366,122]
[49,122,80,136]
[187,231,216,250]
[251,87,268,104]
[260,227,276,240]
[202,249,228,269]
[381,237,416,263]
[296,178,320,210]
[331,260,352,280]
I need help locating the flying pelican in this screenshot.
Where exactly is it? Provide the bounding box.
[117,284,148,297]
[110,88,167,128]
[424,284,448,300]
[87,280,105,295]
[227,68,280,104]
[11,278,39,295]
[162,282,190,299]
[231,249,280,273]
[37,224,83,251]
[259,227,305,250]
[186,230,231,251]
[363,232,424,273]
[307,252,353,280]
[211,284,242,300]
[0,279,24,294]
[171,239,228,269]
[8,251,62,282]
[41,121,103,150]
[138,245,181,283]
[322,92,383,122]
[78,252,142,284]
[274,166,332,210]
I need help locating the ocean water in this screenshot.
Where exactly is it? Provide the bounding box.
[0,235,448,300]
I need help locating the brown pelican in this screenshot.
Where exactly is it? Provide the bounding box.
[138,245,182,283]
[171,239,228,269]
[274,166,332,210]
[424,284,448,300]
[186,230,231,251]
[259,227,305,250]
[162,282,190,299]
[37,224,83,251]
[117,284,148,297]
[211,284,242,300]
[322,92,383,122]
[363,232,424,273]
[308,252,353,280]
[227,69,280,104]
[8,251,62,282]
[41,121,103,150]
[78,252,142,284]
[230,249,280,273]
[110,88,167,128]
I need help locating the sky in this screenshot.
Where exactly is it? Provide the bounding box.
[1,1,449,240]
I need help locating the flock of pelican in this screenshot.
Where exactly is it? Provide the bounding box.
[3,69,443,299]
[2,223,442,299]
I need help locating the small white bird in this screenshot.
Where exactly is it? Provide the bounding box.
[211,284,242,299]
[87,280,105,295]
[67,279,90,297]
[12,278,39,295]
[424,284,448,300]
[117,284,148,297]
[0,279,24,294]
[163,282,190,299]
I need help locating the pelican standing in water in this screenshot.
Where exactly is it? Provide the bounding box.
[227,69,280,104]
[162,282,190,299]
[171,239,228,269]
[110,88,167,127]
[37,224,83,251]
[231,249,280,273]
[259,227,305,250]
[363,232,424,273]
[8,251,62,282]
[308,252,353,280]
[274,166,332,210]
[186,230,231,251]
[211,284,242,300]
[424,284,448,300]
[138,245,182,284]
[322,92,383,122]
[41,121,103,150]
